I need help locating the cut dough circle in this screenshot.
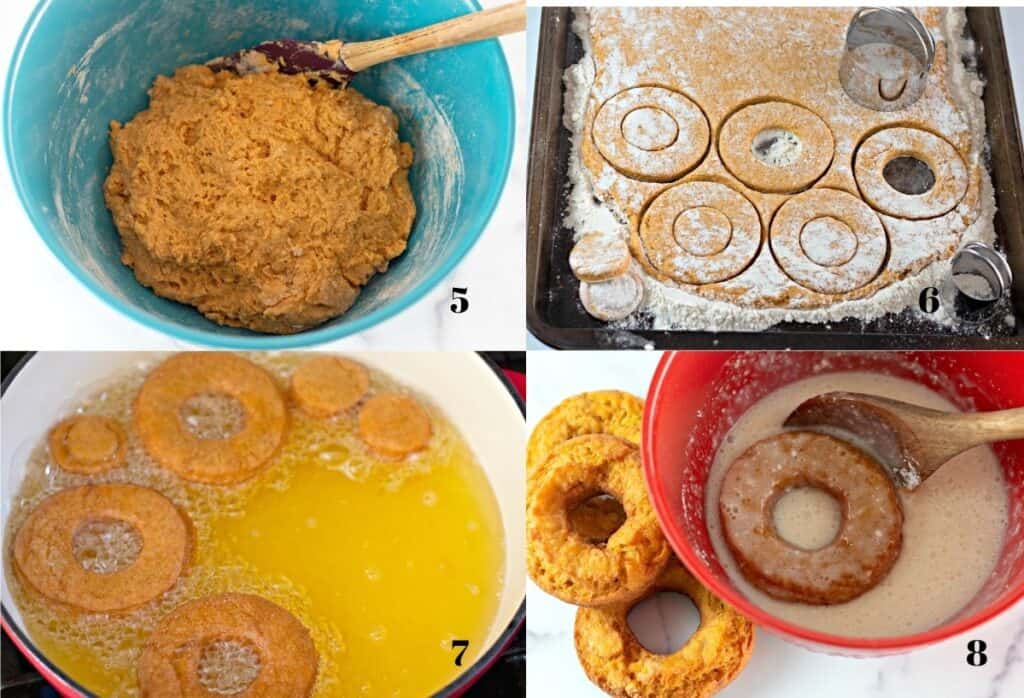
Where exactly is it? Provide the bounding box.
[771,188,888,294]
[854,127,968,219]
[638,181,761,285]
[580,270,645,322]
[593,86,710,182]
[719,101,834,194]
[569,233,632,282]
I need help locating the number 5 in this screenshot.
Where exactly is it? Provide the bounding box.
[450,287,469,314]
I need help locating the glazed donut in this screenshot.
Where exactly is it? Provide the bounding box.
[134,353,287,485]
[12,484,191,613]
[718,101,834,193]
[770,188,887,294]
[638,181,761,284]
[357,393,432,458]
[574,560,754,698]
[527,434,671,606]
[48,415,128,474]
[570,233,632,283]
[718,432,903,605]
[593,86,710,182]
[579,269,645,321]
[291,355,369,417]
[527,390,644,472]
[854,127,968,219]
[137,593,318,697]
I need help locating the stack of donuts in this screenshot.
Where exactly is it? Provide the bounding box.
[526,391,755,698]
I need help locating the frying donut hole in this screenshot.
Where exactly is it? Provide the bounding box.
[627,591,701,654]
[179,393,246,440]
[72,517,143,574]
[882,155,936,195]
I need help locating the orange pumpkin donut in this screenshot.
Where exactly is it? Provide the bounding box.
[575,560,754,698]
[137,593,318,697]
[527,391,644,472]
[48,415,128,474]
[290,355,370,417]
[719,432,903,604]
[527,434,671,606]
[357,393,432,457]
[134,353,287,484]
[12,484,191,613]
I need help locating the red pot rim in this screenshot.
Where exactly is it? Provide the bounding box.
[643,351,1024,653]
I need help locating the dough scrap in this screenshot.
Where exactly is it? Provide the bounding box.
[104,66,416,334]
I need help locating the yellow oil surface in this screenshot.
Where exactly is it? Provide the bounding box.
[5,354,505,697]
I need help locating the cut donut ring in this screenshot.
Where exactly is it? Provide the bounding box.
[855,126,968,219]
[575,560,755,698]
[719,101,834,193]
[719,432,903,605]
[593,86,710,182]
[527,434,671,606]
[638,181,761,285]
[770,188,887,294]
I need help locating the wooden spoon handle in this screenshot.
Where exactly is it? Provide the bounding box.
[944,407,1024,448]
[342,2,525,73]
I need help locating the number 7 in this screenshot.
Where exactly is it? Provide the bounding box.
[452,639,469,666]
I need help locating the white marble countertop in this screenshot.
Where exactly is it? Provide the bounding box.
[525,6,1024,350]
[526,351,1024,697]
[0,0,525,350]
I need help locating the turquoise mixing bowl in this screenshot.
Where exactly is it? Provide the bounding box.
[4,0,514,347]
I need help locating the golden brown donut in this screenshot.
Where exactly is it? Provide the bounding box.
[719,431,903,604]
[593,86,710,182]
[134,353,287,485]
[637,181,761,285]
[527,391,644,472]
[48,415,128,474]
[290,355,370,417]
[770,188,888,294]
[357,393,432,458]
[854,126,968,219]
[575,560,755,698]
[527,434,671,606]
[137,593,318,697]
[12,484,191,613]
[718,101,834,193]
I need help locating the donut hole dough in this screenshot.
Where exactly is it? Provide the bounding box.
[751,127,802,167]
[626,591,701,654]
[579,270,645,321]
[104,66,416,334]
[569,232,632,282]
[674,207,733,257]
[882,155,936,195]
[593,86,710,182]
[799,217,859,268]
[854,126,967,219]
[719,101,834,193]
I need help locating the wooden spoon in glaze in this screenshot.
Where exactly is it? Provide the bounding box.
[208,2,526,87]
[784,392,1024,490]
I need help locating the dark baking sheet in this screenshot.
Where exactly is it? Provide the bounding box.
[527,7,1024,349]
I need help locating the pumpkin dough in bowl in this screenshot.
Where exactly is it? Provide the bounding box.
[104,66,416,334]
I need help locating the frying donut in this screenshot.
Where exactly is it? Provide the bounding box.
[48,415,128,474]
[357,393,432,458]
[527,434,671,606]
[137,593,318,697]
[528,391,643,543]
[134,353,287,485]
[291,356,370,417]
[718,431,903,605]
[575,560,754,698]
[12,484,191,613]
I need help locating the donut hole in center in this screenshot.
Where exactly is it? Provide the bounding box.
[674,207,733,257]
[752,127,802,167]
[772,486,843,551]
[882,155,935,195]
[621,107,679,152]
[197,638,262,695]
[799,216,859,267]
[568,492,627,544]
[65,419,119,462]
[627,592,700,655]
[72,517,142,574]
[180,392,246,440]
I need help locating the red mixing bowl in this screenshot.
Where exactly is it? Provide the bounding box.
[643,350,1024,656]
